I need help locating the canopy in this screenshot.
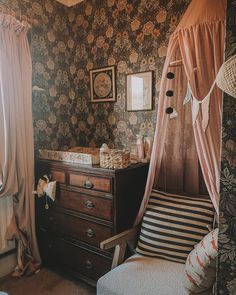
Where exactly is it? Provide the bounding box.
[135,0,226,225]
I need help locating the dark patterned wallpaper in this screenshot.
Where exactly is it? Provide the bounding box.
[1,0,71,150]
[67,0,191,149]
[2,0,190,150]
[217,0,236,294]
[1,0,235,290]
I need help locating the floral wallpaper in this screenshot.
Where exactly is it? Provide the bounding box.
[1,0,71,150]
[217,0,236,294]
[65,0,191,149]
[1,0,236,291]
[2,0,190,150]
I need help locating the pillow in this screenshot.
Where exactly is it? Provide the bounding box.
[183,228,218,294]
[136,190,214,263]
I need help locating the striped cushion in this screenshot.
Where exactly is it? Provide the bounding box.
[136,190,214,264]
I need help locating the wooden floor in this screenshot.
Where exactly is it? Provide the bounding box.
[0,268,96,295]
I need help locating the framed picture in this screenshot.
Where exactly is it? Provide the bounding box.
[126,71,153,111]
[90,66,116,102]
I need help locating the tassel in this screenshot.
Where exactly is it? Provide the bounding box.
[183,82,192,105]
[201,95,210,132]
[192,98,200,125]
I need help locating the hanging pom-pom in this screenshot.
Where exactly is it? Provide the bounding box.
[166,90,174,97]
[166,107,173,114]
[183,82,192,105]
[167,72,175,79]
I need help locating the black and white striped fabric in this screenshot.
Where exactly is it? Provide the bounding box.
[136,190,214,263]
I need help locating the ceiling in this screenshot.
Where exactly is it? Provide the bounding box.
[56,0,84,7]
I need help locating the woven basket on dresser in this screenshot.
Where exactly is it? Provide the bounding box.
[100,150,130,169]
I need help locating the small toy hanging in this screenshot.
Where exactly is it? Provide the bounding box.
[33,175,56,210]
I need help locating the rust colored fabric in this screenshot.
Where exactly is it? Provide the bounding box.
[135,0,226,225]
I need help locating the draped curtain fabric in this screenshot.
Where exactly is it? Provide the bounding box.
[0,14,40,276]
[135,0,226,225]
[157,58,200,194]
[0,196,14,253]
[177,11,226,212]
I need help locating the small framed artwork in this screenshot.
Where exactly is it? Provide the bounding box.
[90,66,116,102]
[126,71,153,111]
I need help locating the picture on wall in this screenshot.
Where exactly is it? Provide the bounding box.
[90,66,116,102]
[126,71,153,111]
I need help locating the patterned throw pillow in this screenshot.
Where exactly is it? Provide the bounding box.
[136,190,214,263]
[183,228,218,293]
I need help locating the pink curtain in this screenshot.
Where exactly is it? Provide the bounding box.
[135,0,226,225]
[0,15,40,276]
[135,34,180,225]
[157,60,200,194]
[178,20,226,213]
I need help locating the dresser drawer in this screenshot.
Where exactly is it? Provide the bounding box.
[43,210,112,247]
[69,172,112,193]
[50,169,66,184]
[60,240,111,281]
[39,233,111,281]
[58,190,112,221]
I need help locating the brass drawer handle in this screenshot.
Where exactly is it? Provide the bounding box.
[85,260,93,270]
[84,180,94,189]
[85,200,95,209]
[86,228,95,238]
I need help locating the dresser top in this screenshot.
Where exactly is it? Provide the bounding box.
[36,159,149,176]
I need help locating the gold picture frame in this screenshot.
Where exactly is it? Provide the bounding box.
[90,66,116,103]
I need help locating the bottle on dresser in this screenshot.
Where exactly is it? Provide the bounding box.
[136,134,144,160]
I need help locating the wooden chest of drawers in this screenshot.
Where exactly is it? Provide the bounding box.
[36,160,148,286]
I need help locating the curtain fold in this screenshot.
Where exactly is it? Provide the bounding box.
[0,14,40,276]
[178,21,226,214]
[134,35,180,225]
[135,0,226,226]
[0,196,14,253]
[158,59,200,194]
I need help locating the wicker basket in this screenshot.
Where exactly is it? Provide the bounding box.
[100,149,131,169]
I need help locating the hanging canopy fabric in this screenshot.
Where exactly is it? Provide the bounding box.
[135,0,226,225]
